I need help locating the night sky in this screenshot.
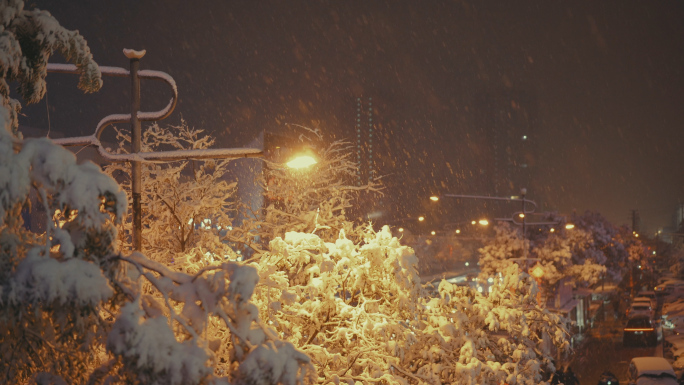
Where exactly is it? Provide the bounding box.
[22,0,684,232]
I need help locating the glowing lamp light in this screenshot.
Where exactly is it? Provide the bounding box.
[465,262,470,267]
[455,229,461,234]
[477,286,483,293]
[430,196,439,202]
[565,224,575,230]
[471,220,477,225]
[550,228,555,232]
[398,227,404,232]
[286,155,317,169]
[478,219,489,226]
[518,213,525,218]
[431,231,436,235]
[531,265,544,279]
[418,216,425,222]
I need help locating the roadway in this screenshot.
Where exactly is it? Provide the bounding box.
[571,297,667,384]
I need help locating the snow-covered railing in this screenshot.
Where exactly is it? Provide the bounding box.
[46,49,265,251]
[47,60,263,163]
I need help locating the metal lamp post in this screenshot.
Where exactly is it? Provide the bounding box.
[49,49,263,251]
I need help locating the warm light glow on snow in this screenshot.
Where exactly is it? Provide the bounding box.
[286,155,317,169]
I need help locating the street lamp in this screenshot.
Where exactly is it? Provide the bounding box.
[286,154,317,169]
[531,264,544,279]
[530,263,545,306]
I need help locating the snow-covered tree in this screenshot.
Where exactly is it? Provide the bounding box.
[533,225,605,287]
[0,0,102,133]
[1,4,315,383]
[103,121,239,267]
[570,211,641,281]
[250,225,569,384]
[478,222,529,280]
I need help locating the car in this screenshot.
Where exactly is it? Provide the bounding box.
[624,316,658,347]
[638,291,659,307]
[634,296,657,310]
[663,333,684,363]
[655,280,684,295]
[627,303,655,319]
[598,370,619,385]
[627,357,678,385]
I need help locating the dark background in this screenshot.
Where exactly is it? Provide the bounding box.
[20,0,684,233]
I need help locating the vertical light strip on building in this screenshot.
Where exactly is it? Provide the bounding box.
[368,97,373,183]
[356,97,362,186]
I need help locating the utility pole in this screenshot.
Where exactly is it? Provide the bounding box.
[127,49,143,251]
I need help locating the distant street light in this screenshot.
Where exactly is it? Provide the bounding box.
[531,264,544,279]
[430,196,439,202]
[565,224,575,230]
[418,216,425,222]
[478,219,489,226]
[530,263,545,306]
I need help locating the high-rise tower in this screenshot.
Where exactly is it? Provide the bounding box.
[355,97,375,186]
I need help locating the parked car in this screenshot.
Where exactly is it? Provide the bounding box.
[638,290,659,307]
[598,370,619,385]
[655,280,684,296]
[663,334,684,364]
[624,316,659,347]
[627,357,678,385]
[627,303,655,319]
[634,296,658,310]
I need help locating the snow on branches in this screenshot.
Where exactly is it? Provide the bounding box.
[0,0,101,134]
[103,121,239,266]
[251,225,568,385]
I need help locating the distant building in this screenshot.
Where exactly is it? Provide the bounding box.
[354,97,376,187]
[350,96,386,223]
